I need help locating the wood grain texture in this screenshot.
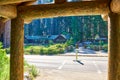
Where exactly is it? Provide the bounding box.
[55,0,66,4]
[0,0,35,5]
[18,0,36,6]
[18,1,109,21]
[0,5,17,18]
[108,13,120,80]
[101,14,108,21]
[110,0,120,14]
[10,16,24,80]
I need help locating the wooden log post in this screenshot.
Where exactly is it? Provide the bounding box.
[10,16,24,80]
[108,13,120,80]
[110,0,120,14]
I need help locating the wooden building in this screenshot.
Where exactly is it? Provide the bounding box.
[25,36,49,44]
[0,0,120,80]
[49,35,67,43]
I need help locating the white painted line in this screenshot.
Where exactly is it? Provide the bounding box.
[58,60,66,70]
[93,61,102,74]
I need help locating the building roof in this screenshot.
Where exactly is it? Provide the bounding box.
[25,36,48,40]
[49,35,58,40]
[48,34,68,40]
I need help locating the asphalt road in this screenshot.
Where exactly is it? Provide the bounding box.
[25,55,108,80]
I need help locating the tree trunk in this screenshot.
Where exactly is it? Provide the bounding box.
[10,16,24,80]
[108,13,120,80]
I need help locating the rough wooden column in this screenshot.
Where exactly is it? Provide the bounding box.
[10,16,24,80]
[108,13,120,80]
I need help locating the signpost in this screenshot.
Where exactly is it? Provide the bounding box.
[75,44,79,61]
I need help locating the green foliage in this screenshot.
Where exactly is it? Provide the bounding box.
[49,40,54,45]
[24,61,39,80]
[65,38,74,46]
[25,15,107,44]
[0,42,39,80]
[24,44,66,55]
[89,43,108,51]
[103,44,108,52]
[5,48,10,54]
[64,38,74,52]
[0,42,9,80]
[29,65,39,78]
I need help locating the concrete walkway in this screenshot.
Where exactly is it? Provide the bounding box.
[59,47,108,57]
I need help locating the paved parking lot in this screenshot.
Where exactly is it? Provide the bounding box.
[25,55,108,80]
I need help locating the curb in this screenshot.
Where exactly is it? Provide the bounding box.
[58,54,108,57]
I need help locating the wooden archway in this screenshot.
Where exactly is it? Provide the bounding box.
[0,0,120,80]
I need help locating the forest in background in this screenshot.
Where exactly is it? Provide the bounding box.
[5,0,108,55]
[24,0,108,44]
[24,15,108,43]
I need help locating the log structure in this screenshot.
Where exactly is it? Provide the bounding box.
[108,13,120,80]
[55,0,67,4]
[18,1,109,22]
[101,14,108,21]
[110,0,120,14]
[10,16,24,80]
[0,0,119,80]
[0,5,17,19]
[18,0,37,6]
[0,0,35,5]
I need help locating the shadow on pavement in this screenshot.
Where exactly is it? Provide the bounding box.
[73,60,84,65]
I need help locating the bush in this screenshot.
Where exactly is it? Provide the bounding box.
[42,48,48,55]
[94,45,100,51]
[65,45,74,52]
[89,43,108,51]
[24,46,43,55]
[5,48,10,54]
[24,61,40,80]
[47,48,55,55]
[0,43,39,80]
[103,44,108,52]
[7,44,66,55]
[89,45,99,51]
[30,65,39,78]
[0,42,9,80]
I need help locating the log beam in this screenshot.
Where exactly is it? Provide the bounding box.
[0,17,9,23]
[110,0,120,14]
[108,13,120,80]
[18,1,109,21]
[10,16,24,80]
[0,5,17,19]
[0,0,35,5]
[18,0,36,6]
[55,0,66,4]
[24,19,32,24]
[101,14,108,21]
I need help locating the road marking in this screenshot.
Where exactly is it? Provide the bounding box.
[58,60,66,70]
[93,61,102,74]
